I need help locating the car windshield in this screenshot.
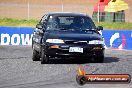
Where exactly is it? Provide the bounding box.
[46,15,96,31]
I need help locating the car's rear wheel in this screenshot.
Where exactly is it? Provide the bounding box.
[94,55,104,63]
[32,49,40,61]
[41,49,49,64]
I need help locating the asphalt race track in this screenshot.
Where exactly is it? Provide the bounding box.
[0,46,132,88]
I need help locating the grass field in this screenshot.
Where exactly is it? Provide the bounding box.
[0,18,132,30]
[0,18,39,27]
[96,22,132,30]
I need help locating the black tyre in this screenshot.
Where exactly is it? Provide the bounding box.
[32,49,40,61]
[41,49,49,64]
[94,55,104,63]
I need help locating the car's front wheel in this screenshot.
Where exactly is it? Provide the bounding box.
[41,49,49,64]
[32,49,40,61]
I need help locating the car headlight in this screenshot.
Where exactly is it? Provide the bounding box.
[46,39,64,43]
[88,40,104,44]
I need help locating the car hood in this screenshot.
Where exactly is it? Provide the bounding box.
[45,30,103,41]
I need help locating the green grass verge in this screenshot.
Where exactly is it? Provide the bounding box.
[96,22,132,30]
[0,18,39,28]
[0,18,132,30]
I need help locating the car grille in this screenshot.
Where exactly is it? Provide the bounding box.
[64,40,88,45]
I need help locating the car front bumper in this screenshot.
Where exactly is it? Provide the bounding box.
[43,44,105,58]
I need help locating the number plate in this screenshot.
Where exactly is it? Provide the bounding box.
[69,47,83,53]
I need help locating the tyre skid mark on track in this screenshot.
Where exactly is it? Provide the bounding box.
[0,79,74,88]
[0,57,28,60]
[0,70,74,88]
[84,63,116,74]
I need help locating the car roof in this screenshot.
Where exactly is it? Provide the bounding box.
[47,12,88,17]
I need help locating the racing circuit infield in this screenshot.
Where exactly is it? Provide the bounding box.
[0,46,132,88]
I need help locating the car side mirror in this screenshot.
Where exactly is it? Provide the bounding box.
[39,29,44,36]
[36,23,46,32]
[97,26,103,31]
[36,24,43,29]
